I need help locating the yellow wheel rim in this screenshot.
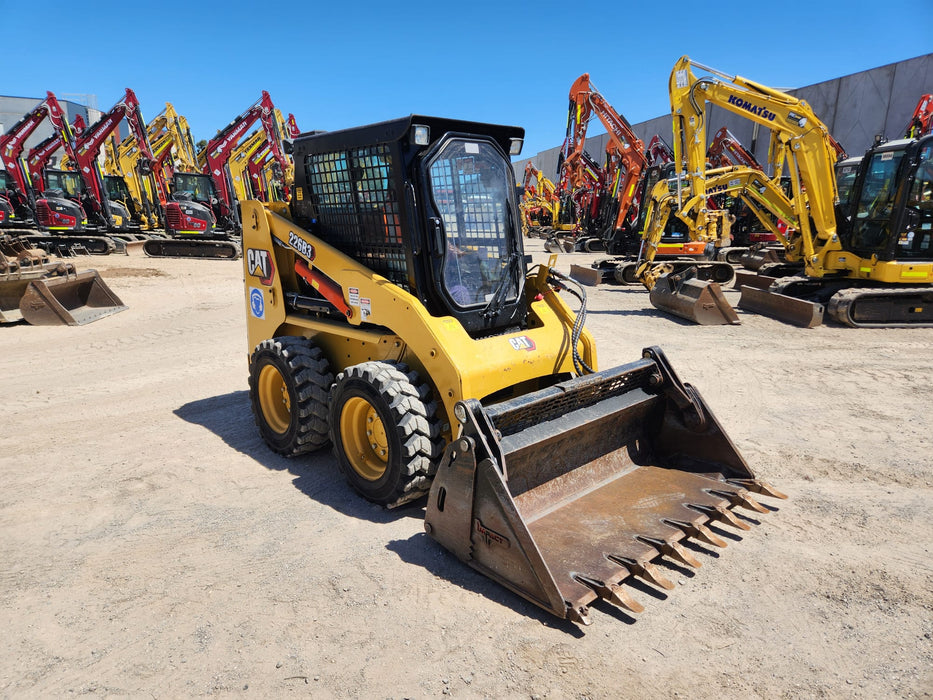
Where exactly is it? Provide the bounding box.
[339,396,388,481]
[258,364,291,434]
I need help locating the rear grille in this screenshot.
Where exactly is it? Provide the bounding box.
[36,201,52,226]
[165,204,184,230]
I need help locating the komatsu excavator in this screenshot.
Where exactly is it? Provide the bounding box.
[638,56,933,327]
[241,114,785,626]
[146,91,290,259]
[563,76,730,288]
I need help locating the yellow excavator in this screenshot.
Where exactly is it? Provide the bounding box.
[241,114,785,625]
[228,109,295,203]
[635,56,933,327]
[102,102,201,232]
[520,162,575,246]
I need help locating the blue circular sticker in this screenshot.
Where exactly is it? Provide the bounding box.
[250,288,265,319]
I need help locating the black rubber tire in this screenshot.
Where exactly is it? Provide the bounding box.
[329,361,437,508]
[248,337,333,457]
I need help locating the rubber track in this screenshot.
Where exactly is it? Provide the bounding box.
[827,286,933,328]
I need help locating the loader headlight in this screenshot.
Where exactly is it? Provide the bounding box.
[412,124,430,146]
[509,138,524,156]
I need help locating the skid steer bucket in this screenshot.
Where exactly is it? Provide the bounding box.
[19,269,127,325]
[648,270,740,325]
[425,347,784,625]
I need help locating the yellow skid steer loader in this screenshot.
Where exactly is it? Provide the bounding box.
[242,116,784,624]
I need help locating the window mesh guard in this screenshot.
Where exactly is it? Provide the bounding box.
[305,145,408,288]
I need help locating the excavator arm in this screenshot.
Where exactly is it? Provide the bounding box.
[646,134,674,166]
[26,115,86,195]
[640,56,842,283]
[563,74,647,235]
[0,91,77,212]
[203,91,291,212]
[707,126,761,169]
[905,94,933,138]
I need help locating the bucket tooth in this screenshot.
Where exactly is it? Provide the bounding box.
[728,478,788,500]
[690,503,752,531]
[664,519,728,548]
[608,555,676,591]
[638,536,702,569]
[710,488,770,514]
[573,574,644,614]
[566,604,592,626]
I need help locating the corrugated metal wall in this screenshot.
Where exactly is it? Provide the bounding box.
[513,53,933,181]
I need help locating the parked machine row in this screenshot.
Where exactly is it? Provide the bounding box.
[544,59,932,328]
[0,88,301,324]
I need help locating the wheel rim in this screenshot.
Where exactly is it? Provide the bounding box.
[258,364,291,434]
[339,396,388,481]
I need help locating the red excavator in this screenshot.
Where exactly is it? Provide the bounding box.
[58,88,168,235]
[147,90,290,258]
[24,114,86,199]
[0,93,127,323]
[0,92,87,234]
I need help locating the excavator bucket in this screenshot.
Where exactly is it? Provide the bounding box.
[425,347,784,625]
[648,270,740,325]
[0,271,43,323]
[18,269,127,325]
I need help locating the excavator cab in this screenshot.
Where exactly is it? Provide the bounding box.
[846,136,933,261]
[35,171,87,232]
[165,173,219,236]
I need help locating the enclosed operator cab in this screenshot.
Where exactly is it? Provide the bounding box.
[289,115,526,336]
[846,135,933,262]
[34,170,88,232]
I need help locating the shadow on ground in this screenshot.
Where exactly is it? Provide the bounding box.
[174,391,419,524]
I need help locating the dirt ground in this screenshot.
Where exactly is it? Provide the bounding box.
[2,240,931,698]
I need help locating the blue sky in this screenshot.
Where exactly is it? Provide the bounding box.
[4,0,931,158]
